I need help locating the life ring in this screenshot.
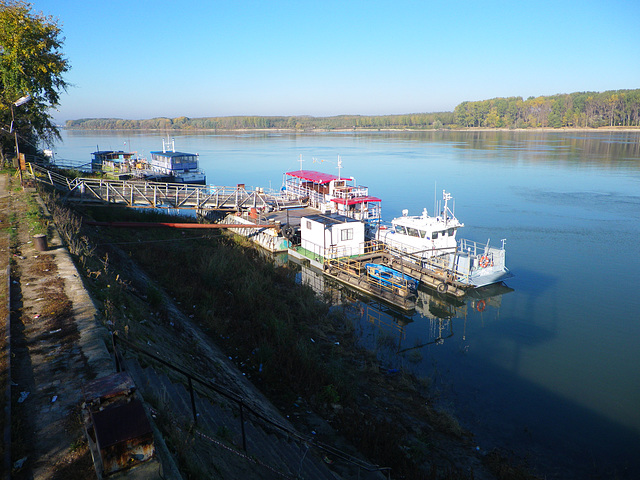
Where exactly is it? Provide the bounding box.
[479,256,490,268]
[437,282,447,293]
[476,300,486,312]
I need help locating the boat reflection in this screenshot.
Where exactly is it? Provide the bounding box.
[292,256,513,353]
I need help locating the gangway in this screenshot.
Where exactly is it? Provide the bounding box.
[26,163,305,212]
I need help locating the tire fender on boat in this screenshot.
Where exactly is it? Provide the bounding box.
[436,282,448,293]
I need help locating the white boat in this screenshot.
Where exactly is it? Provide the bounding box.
[376,190,512,288]
[148,138,206,184]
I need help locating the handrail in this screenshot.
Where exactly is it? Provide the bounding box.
[26,163,286,212]
[111,332,390,477]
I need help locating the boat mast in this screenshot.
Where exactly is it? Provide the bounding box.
[162,136,176,153]
[443,190,451,225]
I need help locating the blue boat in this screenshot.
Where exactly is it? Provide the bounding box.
[365,263,418,296]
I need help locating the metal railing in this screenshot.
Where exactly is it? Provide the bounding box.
[27,163,287,212]
[111,332,391,478]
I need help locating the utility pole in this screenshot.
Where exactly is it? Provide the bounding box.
[11,94,31,184]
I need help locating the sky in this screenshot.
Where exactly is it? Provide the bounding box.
[31,0,640,124]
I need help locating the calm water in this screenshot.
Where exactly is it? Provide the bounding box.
[50,129,640,479]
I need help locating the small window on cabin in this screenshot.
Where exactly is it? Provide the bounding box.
[306,220,312,230]
[394,225,407,234]
[341,228,353,241]
[433,231,439,239]
[407,227,420,237]
[448,228,455,236]
[419,230,427,238]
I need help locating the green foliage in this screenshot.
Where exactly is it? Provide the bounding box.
[25,193,47,235]
[454,89,640,128]
[65,112,456,131]
[0,1,69,159]
[319,384,340,404]
[66,88,640,131]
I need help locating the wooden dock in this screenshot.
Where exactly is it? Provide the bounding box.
[323,252,418,312]
[289,246,468,312]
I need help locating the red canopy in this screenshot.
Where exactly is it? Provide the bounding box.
[285,170,350,184]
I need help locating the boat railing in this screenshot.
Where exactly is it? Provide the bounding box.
[325,255,414,298]
[26,163,289,212]
[458,238,504,256]
[375,238,477,286]
[382,235,457,261]
[332,185,369,199]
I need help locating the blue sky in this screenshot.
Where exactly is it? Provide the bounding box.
[33,0,640,123]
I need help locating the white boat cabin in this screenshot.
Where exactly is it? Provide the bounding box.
[149,138,199,175]
[148,138,206,184]
[379,191,463,257]
[300,213,365,259]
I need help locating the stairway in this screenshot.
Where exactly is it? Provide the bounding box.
[123,357,339,480]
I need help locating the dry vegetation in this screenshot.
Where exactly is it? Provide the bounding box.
[22,182,540,480]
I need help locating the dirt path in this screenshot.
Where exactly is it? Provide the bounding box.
[5,175,113,480]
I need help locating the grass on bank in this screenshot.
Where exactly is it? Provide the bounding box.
[36,183,541,480]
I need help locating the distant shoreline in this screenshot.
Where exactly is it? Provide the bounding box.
[62,126,640,133]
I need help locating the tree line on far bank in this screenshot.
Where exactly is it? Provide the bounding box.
[65,88,640,131]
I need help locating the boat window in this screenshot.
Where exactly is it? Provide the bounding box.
[341,228,353,241]
[394,225,407,235]
[447,228,455,236]
[306,220,312,230]
[407,227,420,237]
[433,231,439,239]
[419,229,427,238]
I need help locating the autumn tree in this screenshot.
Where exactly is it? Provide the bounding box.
[0,0,69,164]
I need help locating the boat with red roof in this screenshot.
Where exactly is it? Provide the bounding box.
[281,161,381,229]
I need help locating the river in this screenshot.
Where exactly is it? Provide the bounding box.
[49,129,640,479]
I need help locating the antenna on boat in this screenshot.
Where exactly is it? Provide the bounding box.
[433,181,437,217]
[337,155,342,179]
[298,154,304,171]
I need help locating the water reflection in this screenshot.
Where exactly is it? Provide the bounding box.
[293,256,513,360]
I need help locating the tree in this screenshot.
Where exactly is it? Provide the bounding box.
[0,1,69,163]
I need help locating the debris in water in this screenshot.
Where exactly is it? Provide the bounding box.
[18,391,29,403]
